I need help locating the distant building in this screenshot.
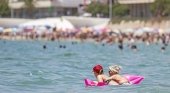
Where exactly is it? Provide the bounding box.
[8,0,91,18]
[118,0,155,18]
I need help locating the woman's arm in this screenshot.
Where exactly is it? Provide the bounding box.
[106,76,113,81]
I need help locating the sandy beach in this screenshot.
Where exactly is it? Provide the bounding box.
[0,17,170,46]
[1,17,170,31]
[0,16,109,28]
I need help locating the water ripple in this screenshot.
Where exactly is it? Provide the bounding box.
[0,41,170,93]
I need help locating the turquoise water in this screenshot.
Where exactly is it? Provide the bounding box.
[0,40,170,93]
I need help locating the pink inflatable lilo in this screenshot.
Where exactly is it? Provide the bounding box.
[84,75,144,86]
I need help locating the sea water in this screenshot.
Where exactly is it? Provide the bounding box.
[0,40,170,93]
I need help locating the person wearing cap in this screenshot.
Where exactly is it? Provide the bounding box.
[93,64,119,85]
[106,65,129,85]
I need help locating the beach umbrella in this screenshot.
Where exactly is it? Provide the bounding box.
[23,26,34,33]
[91,23,110,34]
[134,27,159,36]
[158,29,165,34]
[164,28,170,33]
[142,27,154,32]
[110,29,120,35]
[134,28,144,36]
[124,28,134,33]
[55,18,75,32]
[19,19,56,28]
[11,28,18,33]
[92,23,107,30]
[3,28,12,33]
[0,27,4,32]
[19,18,75,32]
[35,26,52,35]
[45,25,51,29]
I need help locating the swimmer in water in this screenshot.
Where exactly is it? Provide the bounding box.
[92,64,119,85]
[131,45,138,52]
[118,44,123,50]
[161,46,166,52]
[43,45,47,49]
[106,65,129,85]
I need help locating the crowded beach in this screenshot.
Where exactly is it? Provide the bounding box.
[0,18,170,51]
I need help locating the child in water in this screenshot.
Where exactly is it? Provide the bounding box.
[106,65,130,85]
[93,64,119,85]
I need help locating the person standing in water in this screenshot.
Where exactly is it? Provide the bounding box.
[92,64,119,85]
